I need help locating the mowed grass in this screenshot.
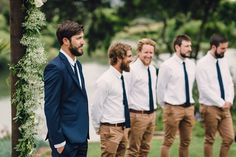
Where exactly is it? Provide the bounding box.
[88,136,236,157]
[1,135,236,157]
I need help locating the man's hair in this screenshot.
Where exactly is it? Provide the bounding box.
[137,38,157,53]
[108,42,132,65]
[56,20,84,45]
[210,34,228,48]
[173,34,191,51]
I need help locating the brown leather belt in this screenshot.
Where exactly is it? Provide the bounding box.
[165,102,194,108]
[129,109,156,114]
[101,122,125,127]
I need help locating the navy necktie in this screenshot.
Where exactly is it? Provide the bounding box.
[216,60,225,100]
[183,62,190,106]
[121,75,131,128]
[148,67,154,112]
[74,63,81,88]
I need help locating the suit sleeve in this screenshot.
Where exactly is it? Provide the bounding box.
[44,64,65,145]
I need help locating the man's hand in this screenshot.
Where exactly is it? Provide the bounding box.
[222,102,232,109]
[96,129,100,135]
[56,146,65,154]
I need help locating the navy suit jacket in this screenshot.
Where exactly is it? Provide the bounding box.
[44,52,89,146]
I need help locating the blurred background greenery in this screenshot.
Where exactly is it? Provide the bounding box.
[1,0,236,156]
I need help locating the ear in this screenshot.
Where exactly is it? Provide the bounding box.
[62,37,70,46]
[212,45,217,51]
[117,57,123,64]
[175,45,180,52]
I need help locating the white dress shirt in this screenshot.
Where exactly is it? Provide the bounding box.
[157,54,196,106]
[196,52,234,107]
[91,66,127,132]
[125,58,157,110]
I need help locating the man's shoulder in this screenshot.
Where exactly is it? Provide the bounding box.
[197,54,209,66]
[186,58,196,67]
[44,55,65,73]
[47,54,61,65]
[96,69,112,84]
[160,57,173,68]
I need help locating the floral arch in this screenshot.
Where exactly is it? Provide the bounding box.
[11,0,47,156]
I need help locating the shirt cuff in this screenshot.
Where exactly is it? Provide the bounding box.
[54,141,66,148]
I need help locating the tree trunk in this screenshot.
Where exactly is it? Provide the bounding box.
[9,0,25,156]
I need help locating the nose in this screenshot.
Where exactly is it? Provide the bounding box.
[148,52,154,58]
[129,58,133,63]
[189,46,192,51]
[81,38,85,45]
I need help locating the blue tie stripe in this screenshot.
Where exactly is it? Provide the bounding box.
[74,63,82,89]
[148,67,154,112]
[216,60,225,100]
[121,75,131,128]
[183,62,190,106]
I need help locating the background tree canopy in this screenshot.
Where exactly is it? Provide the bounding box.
[41,0,236,58]
[1,0,236,60]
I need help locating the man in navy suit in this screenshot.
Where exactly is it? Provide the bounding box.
[44,20,89,157]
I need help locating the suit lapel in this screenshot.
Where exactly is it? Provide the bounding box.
[59,53,81,88]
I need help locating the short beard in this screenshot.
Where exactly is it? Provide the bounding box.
[121,62,130,72]
[214,50,224,58]
[180,52,190,58]
[69,42,83,57]
[69,47,83,56]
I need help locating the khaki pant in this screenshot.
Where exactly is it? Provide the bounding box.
[127,112,156,157]
[161,104,195,157]
[100,125,129,157]
[200,105,234,157]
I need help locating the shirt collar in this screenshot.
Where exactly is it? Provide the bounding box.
[109,66,122,79]
[135,58,149,69]
[60,49,76,65]
[173,53,185,64]
[207,51,218,63]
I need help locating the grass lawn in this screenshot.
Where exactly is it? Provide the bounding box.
[88,135,236,157]
[1,135,236,157]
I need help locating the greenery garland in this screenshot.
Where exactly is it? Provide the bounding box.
[11,0,47,156]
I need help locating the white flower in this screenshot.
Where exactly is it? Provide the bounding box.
[34,0,47,8]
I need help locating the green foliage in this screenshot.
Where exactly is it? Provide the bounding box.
[34,0,236,57]
[218,1,236,24]
[192,121,205,137]
[0,39,9,71]
[10,1,47,156]
[0,13,10,71]
[87,7,126,55]
[155,108,163,131]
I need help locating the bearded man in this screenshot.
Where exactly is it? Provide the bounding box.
[157,34,196,157]
[91,42,132,157]
[196,34,234,157]
[44,20,89,157]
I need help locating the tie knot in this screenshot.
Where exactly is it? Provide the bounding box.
[121,75,124,80]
